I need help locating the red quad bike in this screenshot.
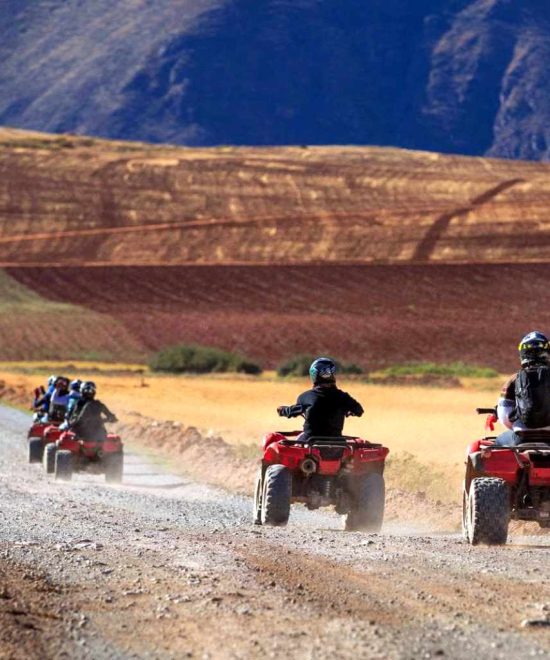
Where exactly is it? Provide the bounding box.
[463,407,550,545]
[254,431,389,531]
[27,419,61,464]
[50,429,124,484]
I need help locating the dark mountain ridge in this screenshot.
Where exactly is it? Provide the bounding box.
[1,0,550,159]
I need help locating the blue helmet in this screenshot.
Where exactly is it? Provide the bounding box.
[519,331,550,367]
[309,357,336,385]
[70,379,82,392]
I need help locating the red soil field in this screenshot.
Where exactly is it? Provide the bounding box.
[8,263,550,371]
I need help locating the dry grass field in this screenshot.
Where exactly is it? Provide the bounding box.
[1,363,504,504]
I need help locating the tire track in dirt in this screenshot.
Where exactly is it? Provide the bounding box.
[1,405,548,659]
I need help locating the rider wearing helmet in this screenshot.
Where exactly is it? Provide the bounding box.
[67,381,117,442]
[33,374,58,418]
[65,379,82,418]
[277,357,364,438]
[496,331,550,446]
[48,376,70,422]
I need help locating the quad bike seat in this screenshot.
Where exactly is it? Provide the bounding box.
[516,430,550,448]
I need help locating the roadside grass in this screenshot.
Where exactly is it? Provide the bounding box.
[372,362,499,379]
[385,452,462,504]
[0,361,146,376]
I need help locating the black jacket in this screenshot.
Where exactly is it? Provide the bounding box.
[278,385,363,438]
[68,398,117,441]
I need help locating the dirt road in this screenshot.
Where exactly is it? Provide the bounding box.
[1,406,548,659]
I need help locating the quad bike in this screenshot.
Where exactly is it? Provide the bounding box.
[49,428,124,484]
[462,407,550,545]
[253,430,389,531]
[27,418,61,464]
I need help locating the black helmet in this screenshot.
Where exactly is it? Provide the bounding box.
[309,357,336,385]
[519,331,550,367]
[80,381,97,399]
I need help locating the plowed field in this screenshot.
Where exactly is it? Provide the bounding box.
[8,262,550,371]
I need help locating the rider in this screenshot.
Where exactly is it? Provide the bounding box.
[48,376,71,422]
[66,379,82,418]
[67,381,117,442]
[32,374,58,419]
[277,357,364,438]
[496,331,550,446]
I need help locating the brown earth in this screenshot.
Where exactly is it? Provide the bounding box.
[2,128,550,366]
[7,262,550,371]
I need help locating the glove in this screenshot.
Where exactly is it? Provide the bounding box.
[277,406,287,417]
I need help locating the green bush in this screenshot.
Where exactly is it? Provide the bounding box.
[376,362,498,379]
[149,344,262,375]
[276,354,364,378]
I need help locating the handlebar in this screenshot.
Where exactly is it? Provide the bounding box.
[476,407,496,415]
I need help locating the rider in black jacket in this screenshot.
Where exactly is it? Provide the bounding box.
[277,357,364,438]
[68,381,117,442]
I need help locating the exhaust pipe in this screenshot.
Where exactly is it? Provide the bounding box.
[300,458,317,475]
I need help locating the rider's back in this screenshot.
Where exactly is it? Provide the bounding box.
[298,386,363,438]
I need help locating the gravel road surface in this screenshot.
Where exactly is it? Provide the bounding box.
[0,406,548,659]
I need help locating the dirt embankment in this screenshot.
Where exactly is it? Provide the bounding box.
[2,129,550,267]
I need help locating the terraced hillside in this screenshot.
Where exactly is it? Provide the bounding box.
[1,129,550,266]
[2,128,550,367]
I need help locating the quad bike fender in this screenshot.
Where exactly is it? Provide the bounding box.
[351,446,389,474]
[28,423,47,439]
[264,442,307,470]
[44,425,62,444]
[471,448,520,485]
[262,432,287,451]
[104,435,123,454]
[528,465,550,487]
[466,438,496,457]
[57,431,80,453]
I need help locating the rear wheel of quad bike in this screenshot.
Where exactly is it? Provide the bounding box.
[54,450,73,482]
[345,473,385,532]
[43,443,57,474]
[261,465,291,526]
[104,452,123,484]
[252,468,263,525]
[466,477,509,545]
[28,438,43,464]
[461,488,470,542]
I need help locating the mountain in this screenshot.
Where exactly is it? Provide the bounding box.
[1,1,550,159]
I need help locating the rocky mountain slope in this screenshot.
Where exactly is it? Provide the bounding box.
[1,1,550,159]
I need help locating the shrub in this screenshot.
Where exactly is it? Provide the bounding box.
[276,354,364,378]
[376,362,498,379]
[149,344,262,375]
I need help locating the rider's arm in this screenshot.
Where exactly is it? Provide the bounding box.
[344,393,364,417]
[496,375,516,430]
[100,402,118,423]
[278,391,311,418]
[277,404,305,418]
